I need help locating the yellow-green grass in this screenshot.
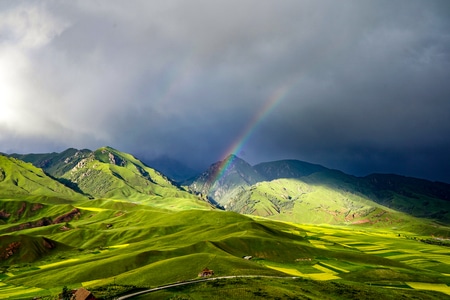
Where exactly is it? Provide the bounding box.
[0,284,44,299]
[312,263,339,274]
[2,198,450,299]
[266,264,341,281]
[38,258,79,269]
[407,282,450,296]
[76,206,108,212]
[318,261,350,273]
[309,239,329,249]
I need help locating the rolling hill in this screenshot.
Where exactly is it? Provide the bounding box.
[7,147,211,210]
[0,155,86,203]
[189,156,450,226]
[1,148,450,299]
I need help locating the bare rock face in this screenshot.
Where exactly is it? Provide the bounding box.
[0,209,11,219]
[0,242,21,260]
[42,238,56,249]
[107,151,126,166]
[53,208,81,224]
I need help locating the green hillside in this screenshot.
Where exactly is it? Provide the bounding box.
[1,199,449,299]
[1,150,450,299]
[10,148,92,178]
[58,147,210,210]
[0,155,85,203]
[7,147,211,210]
[190,156,450,226]
[363,173,450,222]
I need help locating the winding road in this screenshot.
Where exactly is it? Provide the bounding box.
[117,275,298,299]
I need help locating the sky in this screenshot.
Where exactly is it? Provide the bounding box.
[1,1,450,183]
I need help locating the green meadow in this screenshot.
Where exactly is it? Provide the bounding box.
[1,197,450,299]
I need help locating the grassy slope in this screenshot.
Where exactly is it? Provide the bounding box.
[1,152,450,299]
[226,169,450,234]
[0,155,85,203]
[1,199,449,299]
[60,147,211,210]
[191,158,450,227]
[9,148,92,177]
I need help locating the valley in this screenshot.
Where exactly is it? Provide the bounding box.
[1,148,449,299]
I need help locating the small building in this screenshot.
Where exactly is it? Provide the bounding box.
[198,268,214,277]
[71,288,96,300]
[243,255,253,260]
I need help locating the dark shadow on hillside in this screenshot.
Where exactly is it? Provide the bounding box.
[47,173,93,198]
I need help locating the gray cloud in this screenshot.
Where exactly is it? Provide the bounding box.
[1,1,449,182]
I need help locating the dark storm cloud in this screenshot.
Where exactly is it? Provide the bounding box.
[1,1,449,182]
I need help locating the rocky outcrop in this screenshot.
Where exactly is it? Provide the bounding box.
[0,242,21,260]
[53,208,81,224]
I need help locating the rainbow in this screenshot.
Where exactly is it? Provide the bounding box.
[208,83,294,188]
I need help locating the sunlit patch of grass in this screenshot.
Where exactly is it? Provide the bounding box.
[305,273,341,280]
[313,264,338,274]
[407,282,450,296]
[318,262,349,273]
[309,240,328,249]
[354,245,387,251]
[265,264,341,281]
[82,279,105,287]
[0,285,44,298]
[108,243,129,249]
[265,265,303,277]
[39,258,79,269]
[76,206,108,212]
[428,255,450,265]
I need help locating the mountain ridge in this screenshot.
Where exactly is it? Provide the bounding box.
[189,154,450,225]
[4,148,450,225]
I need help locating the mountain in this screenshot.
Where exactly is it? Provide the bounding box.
[144,156,200,182]
[0,154,86,202]
[7,147,211,210]
[189,154,266,208]
[190,155,450,226]
[10,148,92,177]
[254,159,328,180]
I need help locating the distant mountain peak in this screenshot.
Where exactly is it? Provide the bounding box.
[189,154,265,206]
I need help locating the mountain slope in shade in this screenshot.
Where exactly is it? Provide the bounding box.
[191,155,450,225]
[10,148,92,178]
[362,173,450,222]
[254,159,328,180]
[0,155,86,202]
[189,154,266,207]
[144,156,199,182]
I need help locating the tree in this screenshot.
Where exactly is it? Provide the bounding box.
[61,286,71,300]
